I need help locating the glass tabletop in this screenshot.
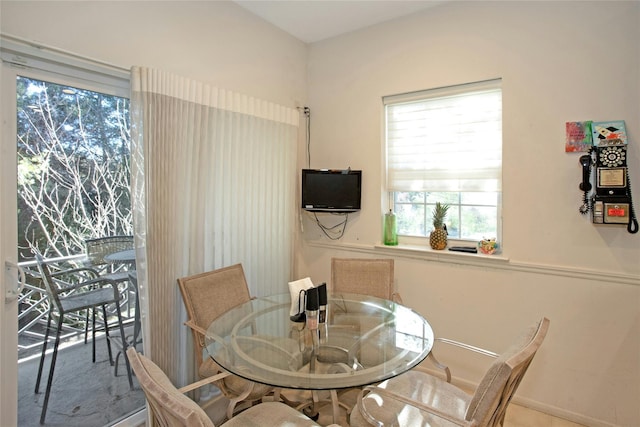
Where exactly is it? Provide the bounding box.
[205,293,433,390]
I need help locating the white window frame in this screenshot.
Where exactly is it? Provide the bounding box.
[383,79,503,247]
[1,35,129,97]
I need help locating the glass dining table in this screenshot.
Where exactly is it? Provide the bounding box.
[204,292,433,393]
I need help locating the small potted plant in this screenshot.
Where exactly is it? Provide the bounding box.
[429,202,449,250]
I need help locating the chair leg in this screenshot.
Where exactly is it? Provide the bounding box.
[114,305,133,389]
[34,311,53,393]
[226,382,256,420]
[84,309,90,344]
[115,351,121,377]
[39,316,64,424]
[92,308,97,363]
[330,389,340,424]
[102,305,114,365]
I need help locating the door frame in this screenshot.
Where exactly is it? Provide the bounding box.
[1,60,20,427]
[0,50,131,425]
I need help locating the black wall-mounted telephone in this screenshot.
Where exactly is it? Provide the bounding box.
[579,140,638,233]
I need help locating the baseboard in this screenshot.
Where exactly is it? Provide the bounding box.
[109,408,146,427]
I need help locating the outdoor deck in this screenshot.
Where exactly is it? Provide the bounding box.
[17,263,144,427]
[18,326,145,427]
[15,255,144,426]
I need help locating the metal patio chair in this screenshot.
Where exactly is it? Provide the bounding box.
[82,235,135,343]
[34,253,133,424]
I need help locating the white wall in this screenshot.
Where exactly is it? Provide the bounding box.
[0,1,307,107]
[0,1,307,426]
[301,2,639,426]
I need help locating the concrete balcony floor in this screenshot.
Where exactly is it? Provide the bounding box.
[18,328,145,427]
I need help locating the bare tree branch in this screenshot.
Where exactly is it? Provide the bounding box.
[17,78,132,260]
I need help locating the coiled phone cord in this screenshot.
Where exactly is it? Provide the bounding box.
[579,192,591,215]
[579,150,593,215]
[626,168,638,233]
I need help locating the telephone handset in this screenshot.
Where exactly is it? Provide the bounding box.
[579,155,592,193]
[579,140,638,233]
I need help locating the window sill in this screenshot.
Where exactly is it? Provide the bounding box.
[303,239,509,267]
[372,243,510,265]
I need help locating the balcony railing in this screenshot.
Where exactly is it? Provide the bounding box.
[17,254,137,360]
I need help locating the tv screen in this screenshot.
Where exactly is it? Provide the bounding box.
[301,169,362,212]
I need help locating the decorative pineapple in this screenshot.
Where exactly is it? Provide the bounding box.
[429,202,449,250]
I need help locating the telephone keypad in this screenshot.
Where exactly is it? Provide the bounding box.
[598,146,626,167]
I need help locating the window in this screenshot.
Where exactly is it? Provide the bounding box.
[16,76,132,259]
[1,36,131,260]
[384,79,502,243]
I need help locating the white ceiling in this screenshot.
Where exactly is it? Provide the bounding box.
[233,1,445,44]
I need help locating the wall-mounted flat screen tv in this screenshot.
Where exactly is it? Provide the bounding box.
[301,169,362,212]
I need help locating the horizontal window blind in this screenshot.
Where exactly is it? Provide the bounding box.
[384,79,502,192]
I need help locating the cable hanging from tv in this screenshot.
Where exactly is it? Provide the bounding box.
[313,212,349,240]
[297,105,311,168]
[298,106,360,240]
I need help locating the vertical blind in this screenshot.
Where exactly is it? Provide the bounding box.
[384,79,502,192]
[130,67,298,383]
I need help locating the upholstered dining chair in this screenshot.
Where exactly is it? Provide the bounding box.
[331,257,401,303]
[349,317,551,427]
[34,253,133,424]
[177,264,273,420]
[325,258,400,419]
[126,348,335,427]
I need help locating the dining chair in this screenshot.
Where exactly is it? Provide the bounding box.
[330,257,401,302]
[349,317,551,427]
[177,264,273,420]
[84,235,134,278]
[126,348,334,427]
[322,258,399,420]
[34,253,133,424]
[83,235,135,343]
